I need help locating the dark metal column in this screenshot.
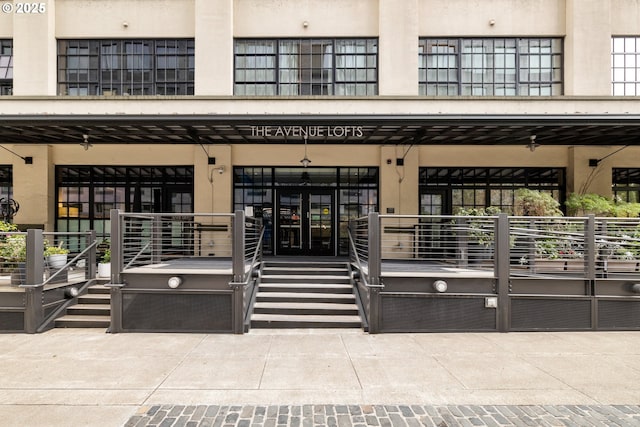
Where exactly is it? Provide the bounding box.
[585,215,597,329]
[368,212,381,334]
[23,229,44,334]
[496,214,510,332]
[109,209,123,333]
[231,210,246,334]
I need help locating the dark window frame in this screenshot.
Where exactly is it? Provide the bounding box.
[613,168,640,203]
[419,167,566,214]
[55,166,194,241]
[233,166,379,255]
[234,38,378,96]
[0,39,13,95]
[419,37,563,96]
[57,39,195,96]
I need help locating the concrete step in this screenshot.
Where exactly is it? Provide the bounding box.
[54,285,112,330]
[78,293,111,304]
[260,274,351,284]
[88,285,110,295]
[250,313,362,329]
[258,283,354,294]
[262,266,349,275]
[256,292,355,303]
[263,262,349,270]
[66,303,110,316]
[253,301,359,316]
[54,315,110,328]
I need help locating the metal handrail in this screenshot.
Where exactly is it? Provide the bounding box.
[123,241,151,270]
[246,224,265,282]
[231,224,265,287]
[40,239,99,287]
[347,228,384,288]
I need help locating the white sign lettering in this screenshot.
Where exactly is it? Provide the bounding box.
[250,126,364,138]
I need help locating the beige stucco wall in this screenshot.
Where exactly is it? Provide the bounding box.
[1,141,638,229]
[0,8,12,36]
[565,0,612,96]
[610,0,640,33]
[418,0,565,36]
[55,0,194,38]
[195,0,233,96]
[12,0,56,95]
[233,0,377,37]
[379,0,418,96]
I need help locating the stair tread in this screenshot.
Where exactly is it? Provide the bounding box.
[261,274,349,279]
[80,292,110,297]
[69,303,110,310]
[254,302,358,310]
[263,267,348,272]
[251,313,361,322]
[256,292,355,299]
[55,315,111,321]
[259,282,352,287]
[79,294,111,300]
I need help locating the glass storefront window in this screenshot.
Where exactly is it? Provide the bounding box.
[56,166,193,241]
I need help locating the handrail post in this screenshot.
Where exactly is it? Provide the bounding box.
[24,229,44,333]
[109,209,123,333]
[586,215,596,281]
[88,230,97,280]
[586,215,597,330]
[151,216,162,264]
[496,214,510,332]
[456,216,468,267]
[368,212,381,333]
[232,210,245,283]
[231,210,246,334]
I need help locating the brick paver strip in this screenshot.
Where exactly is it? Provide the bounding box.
[124,405,640,427]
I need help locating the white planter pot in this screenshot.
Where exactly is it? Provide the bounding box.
[46,254,68,269]
[97,262,111,278]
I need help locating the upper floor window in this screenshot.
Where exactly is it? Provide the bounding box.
[234,38,378,96]
[0,40,12,96]
[57,39,194,96]
[612,37,640,96]
[419,38,563,96]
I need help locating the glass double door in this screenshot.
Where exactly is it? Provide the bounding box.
[277,189,335,256]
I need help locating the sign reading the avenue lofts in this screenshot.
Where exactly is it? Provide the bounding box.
[250,125,365,138]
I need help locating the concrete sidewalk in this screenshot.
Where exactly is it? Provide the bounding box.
[0,329,639,426]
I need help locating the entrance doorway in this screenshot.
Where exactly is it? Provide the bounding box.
[277,189,335,256]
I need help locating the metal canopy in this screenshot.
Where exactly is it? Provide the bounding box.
[1,114,640,146]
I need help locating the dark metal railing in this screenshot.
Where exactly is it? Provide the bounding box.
[0,229,98,333]
[349,213,640,333]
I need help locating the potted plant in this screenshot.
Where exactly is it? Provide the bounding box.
[0,232,26,285]
[44,240,70,269]
[98,247,111,278]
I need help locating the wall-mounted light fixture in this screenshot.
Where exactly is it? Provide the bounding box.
[216,165,225,174]
[64,287,79,298]
[168,276,182,289]
[300,136,311,167]
[432,279,448,293]
[526,135,539,152]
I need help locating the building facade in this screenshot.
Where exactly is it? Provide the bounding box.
[1,0,640,257]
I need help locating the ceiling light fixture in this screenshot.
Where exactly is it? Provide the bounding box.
[526,135,539,152]
[300,136,311,167]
